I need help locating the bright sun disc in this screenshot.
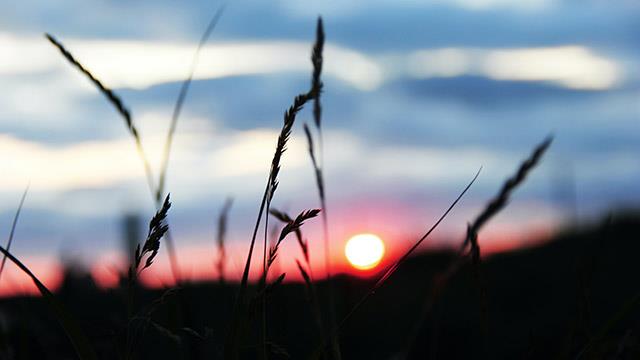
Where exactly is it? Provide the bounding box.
[345,233,385,270]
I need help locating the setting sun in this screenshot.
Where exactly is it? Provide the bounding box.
[345,233,386,270]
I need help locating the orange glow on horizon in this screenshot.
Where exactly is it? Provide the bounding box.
[0,219,557,297]
[345,233,386,270]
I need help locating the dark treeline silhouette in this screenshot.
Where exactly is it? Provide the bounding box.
[1,211,639,359]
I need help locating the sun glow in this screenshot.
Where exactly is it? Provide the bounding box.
[345,233,386,270]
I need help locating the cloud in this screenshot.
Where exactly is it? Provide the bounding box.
[0,124,523,213]
[407,46,622,90]
[282,0,555,15]
[0,33,384,91]
[483,46,621,90]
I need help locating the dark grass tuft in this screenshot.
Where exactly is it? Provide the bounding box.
[267,209,320,269]
[270,208,308,263]
[134,194,172,273]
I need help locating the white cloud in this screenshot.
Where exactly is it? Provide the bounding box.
[0,134,140,190]
[407,45,622,90]
[281,0,555,15]
[0,32,623,131]
[0,125,500,214]
[446,0,553,11]
[483,46,621,90]
[0,33,384,91]
[408,48,474,78]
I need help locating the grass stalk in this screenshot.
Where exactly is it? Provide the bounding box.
[307,168,481,359]
[225,91,313,359]
[400,136,552,358]
[0,200,97,359]
[261,209,320,359]
[304,16,342,360]
[0,185,29,281]
[45,34,185,283]
[216,197,233,284]
[270,208,328,358]
[125,194,172,359]
[45,34,157,198]
[156,5,226,203]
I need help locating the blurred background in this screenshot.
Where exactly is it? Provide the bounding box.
[0,0,638,295]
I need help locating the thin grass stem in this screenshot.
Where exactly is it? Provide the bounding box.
[0,184,29,281]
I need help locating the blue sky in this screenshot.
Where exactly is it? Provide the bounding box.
[0,0,638,289]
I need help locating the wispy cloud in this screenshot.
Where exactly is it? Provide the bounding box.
[407,46,622,90]
[0,33,384,91]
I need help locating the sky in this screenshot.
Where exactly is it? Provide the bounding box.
[0,0,638,294]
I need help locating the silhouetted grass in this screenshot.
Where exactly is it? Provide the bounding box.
[126,194,172,360]
[0,185,29,281]
[217,198,234,284]
[157,5,226,204]
[0,202,97,360]
[45,34,156,196]
[305,167,482,360]
[270,207,328,357]
[48,6,225,284]
[270,208,309,264]
[400,136,553,358]
[45,33,184,282]
[465,136,553,249]
[132,194,172,277]
[266,209,320,270]
[225,88,313,360]
[0,14,594,360]
[303,17,342,360]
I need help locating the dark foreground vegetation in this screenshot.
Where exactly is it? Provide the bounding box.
[1,212,639,359]
[1,11,637,360]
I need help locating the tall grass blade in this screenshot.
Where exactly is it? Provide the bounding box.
[45,33,182,281]
[156,4,226,203]
[400,136,553,358]
[225,91,313,360]
[463,136,552,344]
[266,209,320,270]
[296,260,328,359]
[310,17,325,132]
[0,245,97,359]
[259,208,319,359]
[270,208,327,358]
[331,168,480,342]
[126,194,171,359]
[45,33,156,196]
[464,136,553,249]
[270,208,308,267]
[0,185,29,281]
[374,168,481,292]
[305,16,341,360]
[308,169,479,359]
